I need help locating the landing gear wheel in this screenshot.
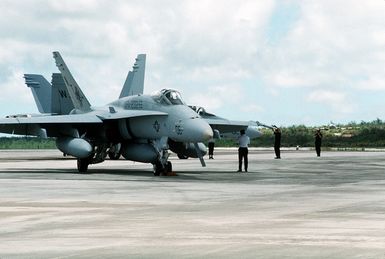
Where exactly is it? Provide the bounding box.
[77,158,89,173]
[108,144,121,160]
[153,162,164,176]
[177,154,188,159]
[108,152,121,160]
[166,161,172,173]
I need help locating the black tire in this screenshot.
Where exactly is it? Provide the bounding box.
[108,152,121,160]
[177,154,188,159]
[166,161,172,172]
[77,158,89,173]
[153,162,164,176]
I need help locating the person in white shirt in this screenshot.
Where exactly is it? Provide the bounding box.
[237,129,250,172]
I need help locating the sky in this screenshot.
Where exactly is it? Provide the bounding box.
[0,0,384,126]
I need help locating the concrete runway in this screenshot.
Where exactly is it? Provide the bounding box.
[1,149,385,258]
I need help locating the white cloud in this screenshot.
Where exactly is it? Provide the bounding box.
[187,83,245,112]
[0,0,383,125]
[307,90,353,114]
[259,0,385,94]
[355,77,385,91]
[0,68,37,114]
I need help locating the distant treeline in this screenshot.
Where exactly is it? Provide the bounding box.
[217,119,385,148]
[0,137,56,149]
[1,119,385,149]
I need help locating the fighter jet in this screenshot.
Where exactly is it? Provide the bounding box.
[25,54,260,161]
[0,52,213,174]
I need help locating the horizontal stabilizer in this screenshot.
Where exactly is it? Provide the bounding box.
[24,74,52,113]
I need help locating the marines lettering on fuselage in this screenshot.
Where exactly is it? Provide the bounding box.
[124,100,143,110]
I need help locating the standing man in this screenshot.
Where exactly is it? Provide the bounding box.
[208,137,215,159]
[273,126,281,159]
[237,129,250,172]
[315,129,323,157]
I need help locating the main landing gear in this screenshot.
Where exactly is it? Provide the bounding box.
[108,143,121,160]
[77,158,89,173]
[76,144,109,173]
[177,153,188,159]
[153,161,172,176]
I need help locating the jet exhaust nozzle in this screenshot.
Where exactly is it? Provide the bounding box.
[56,137,93,158]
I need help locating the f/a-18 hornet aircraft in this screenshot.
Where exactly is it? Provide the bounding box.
[0,52,213,175]
[24,53,261,163]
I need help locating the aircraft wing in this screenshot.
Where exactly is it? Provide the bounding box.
[0,114,102,124]
[204,118,257,133]
[0,114,103,136]
[0,110,168,137]
[97,109,167,120]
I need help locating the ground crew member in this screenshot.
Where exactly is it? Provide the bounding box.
[237,129,250,172]
[315,129,323,157]
[208,137,215,159]
[273,126,281,159]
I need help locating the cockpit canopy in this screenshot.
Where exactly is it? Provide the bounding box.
[152,89,186,105]
[189,105,205,114]
[189,105,215,117]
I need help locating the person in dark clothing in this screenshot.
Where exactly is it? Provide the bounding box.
[237,129,250,172]
[273,127,281,159]
[208,138,215,159]
[315,129,323,157]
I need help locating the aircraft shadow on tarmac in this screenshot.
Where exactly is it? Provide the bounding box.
[0,168,153,176]
[0,167,246,182]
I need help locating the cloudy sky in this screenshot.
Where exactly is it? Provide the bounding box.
[0,0,384,126]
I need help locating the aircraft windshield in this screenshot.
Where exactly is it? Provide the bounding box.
[153,89,186,105]
[189,105,216,117]
[189,106,205,115]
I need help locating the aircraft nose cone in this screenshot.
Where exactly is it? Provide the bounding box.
[202,126,213,140]
[174,118,213,142]
[193,118,213,142]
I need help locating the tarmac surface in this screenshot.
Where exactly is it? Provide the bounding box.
[1,148,385,258]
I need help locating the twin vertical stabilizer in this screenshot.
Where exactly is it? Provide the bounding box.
[119,54,146,98]
[53,51,91,112]
[26,52,144,114]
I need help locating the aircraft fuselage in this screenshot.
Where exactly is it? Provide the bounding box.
[108,94,212,143]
